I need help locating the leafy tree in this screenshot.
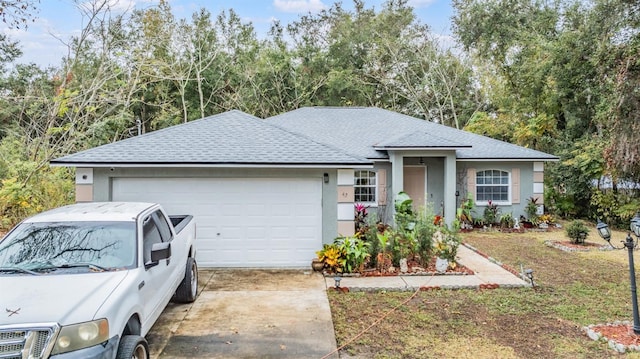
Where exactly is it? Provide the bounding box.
[453,0,640,219]
[0,0,39,29]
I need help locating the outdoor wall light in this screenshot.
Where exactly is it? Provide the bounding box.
[597,216,640,334]
[323,173,329,184]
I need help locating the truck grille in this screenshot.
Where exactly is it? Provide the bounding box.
[0,324,58,359]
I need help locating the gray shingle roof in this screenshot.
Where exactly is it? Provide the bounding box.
[267,107,558,161]
[376,131,471,149]
[51,110,370,166]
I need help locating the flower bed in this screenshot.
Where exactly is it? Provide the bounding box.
[326,257,474,277]
[584,321,640,353]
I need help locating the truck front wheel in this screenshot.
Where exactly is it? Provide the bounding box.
[172,257,198,303]
[116,335,149,359]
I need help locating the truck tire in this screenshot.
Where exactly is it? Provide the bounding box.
[172,257,198,303]
[116,335,149,359]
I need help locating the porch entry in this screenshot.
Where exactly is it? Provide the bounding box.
[403,166,426,211]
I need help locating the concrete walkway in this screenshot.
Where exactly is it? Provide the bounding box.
[323,244,530,291]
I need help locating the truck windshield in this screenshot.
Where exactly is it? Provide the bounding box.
[0,221,136,272]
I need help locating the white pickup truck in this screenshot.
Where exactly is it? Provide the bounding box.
[0,202,198,359]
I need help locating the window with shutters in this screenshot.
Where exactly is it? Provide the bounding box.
[354,170,377,203]
[476,170,511,204]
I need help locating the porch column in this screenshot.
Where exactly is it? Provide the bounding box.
[390,152,404,206]
[443,153,456,225]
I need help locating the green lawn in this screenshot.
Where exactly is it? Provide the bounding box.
[329,227,640,358]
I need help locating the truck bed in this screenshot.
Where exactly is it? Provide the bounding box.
[169,215,194,234]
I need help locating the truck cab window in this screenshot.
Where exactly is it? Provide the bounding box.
[153,211,173,242]
[142,216,163,264]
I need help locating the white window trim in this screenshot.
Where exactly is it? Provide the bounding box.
[475,170,512,206]
[354,170,378,207]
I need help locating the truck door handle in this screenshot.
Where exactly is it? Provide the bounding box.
[138,281,145,290]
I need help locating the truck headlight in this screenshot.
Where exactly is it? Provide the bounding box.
[51,319,109,354]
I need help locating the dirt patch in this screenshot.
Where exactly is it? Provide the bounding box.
[200,269,324,291]
[329,290,611,359]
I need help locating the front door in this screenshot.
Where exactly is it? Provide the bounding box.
[403,166,426,211]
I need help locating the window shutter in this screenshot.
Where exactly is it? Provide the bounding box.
[512,168,520,204]
[467,168,476,201]
[377,169,387,206]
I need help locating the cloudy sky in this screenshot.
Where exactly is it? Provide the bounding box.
[6,0,454,68]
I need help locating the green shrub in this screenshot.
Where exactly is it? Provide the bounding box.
[394,191,416,231]
[316,244,345,273]
[483,200,499,225]
[590,189,640,229]
[335,236,370,273]
[0,135,74,229]
[414,208,437,266]
[364,223,381,268]
[456,193,475,228]
[499,212,515,228]
[566,220,590,244]
[525,197,540,220]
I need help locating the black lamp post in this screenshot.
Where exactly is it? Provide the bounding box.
[596,215,640,334]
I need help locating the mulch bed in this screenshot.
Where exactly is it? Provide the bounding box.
[327,257,474,277]
[585,322,640,353]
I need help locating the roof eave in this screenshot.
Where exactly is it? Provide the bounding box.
[373,146,471,150]
[49,161,374,169]
[456,157,559,162]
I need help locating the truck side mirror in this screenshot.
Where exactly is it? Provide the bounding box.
[150,242,171,263]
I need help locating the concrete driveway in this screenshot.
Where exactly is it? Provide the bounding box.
[147,269,338,359]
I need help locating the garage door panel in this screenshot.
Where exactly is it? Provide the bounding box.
[220,228,244,241]
[246,204,266,216]
[296,228,317,239]
[247,227,268,239]
[112,177,322,267]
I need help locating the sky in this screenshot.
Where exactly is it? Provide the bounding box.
[5,0,455,68]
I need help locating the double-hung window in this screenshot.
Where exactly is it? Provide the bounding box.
[476,170,510,204]
[354,170,376,203]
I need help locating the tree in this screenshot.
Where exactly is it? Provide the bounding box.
[284,0,481,124]
[453,0,640,219]
[595,0,640,180]
[0,0,39,29]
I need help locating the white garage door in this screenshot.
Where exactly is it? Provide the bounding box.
[112,177,322,268]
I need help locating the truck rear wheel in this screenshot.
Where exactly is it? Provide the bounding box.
[116,335,149,359]
[172,257,198,303]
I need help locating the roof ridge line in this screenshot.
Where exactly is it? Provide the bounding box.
[265,119,370,163]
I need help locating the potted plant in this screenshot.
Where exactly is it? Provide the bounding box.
[311,258,325,271]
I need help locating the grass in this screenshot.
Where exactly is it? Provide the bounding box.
[328,227,640,358]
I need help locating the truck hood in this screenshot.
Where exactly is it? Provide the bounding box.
[0,271,129,326]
